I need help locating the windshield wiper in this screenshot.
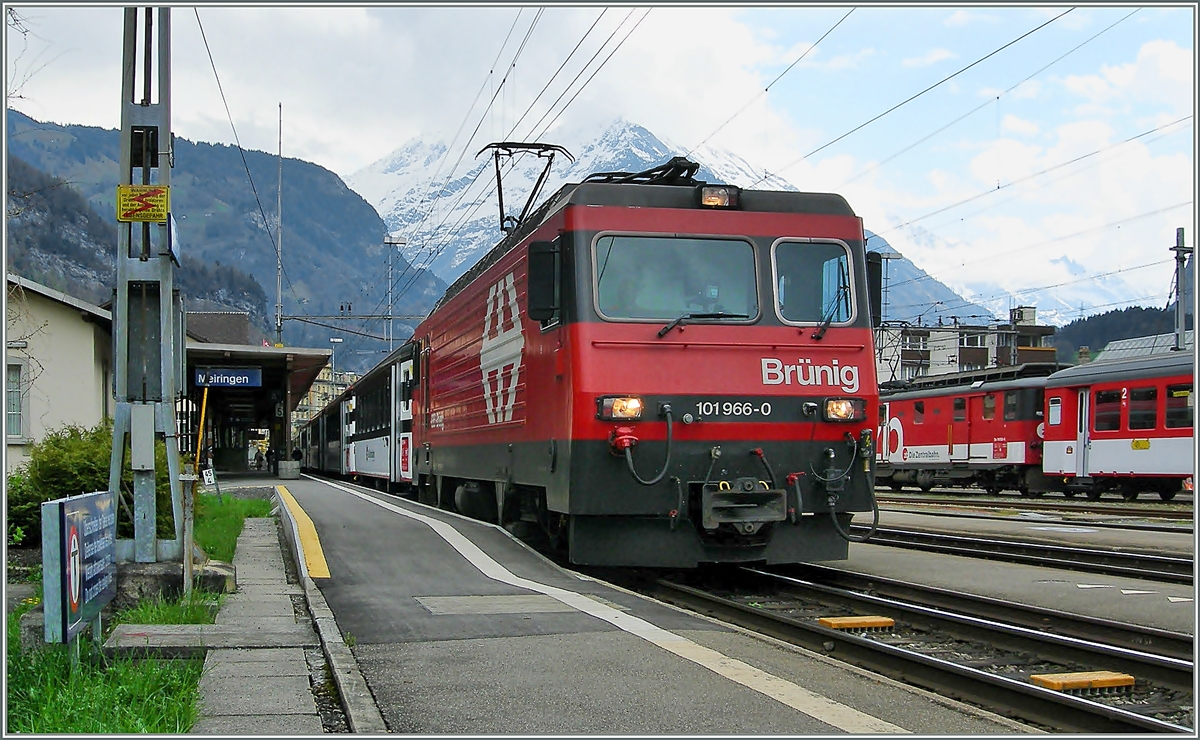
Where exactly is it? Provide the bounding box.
[812,285,848,340]
[657,312,749,338]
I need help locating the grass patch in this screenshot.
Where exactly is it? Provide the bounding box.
[5,491,272,733]
[193,493,272,562]
[6,612,202,733]
[113,589,223,626]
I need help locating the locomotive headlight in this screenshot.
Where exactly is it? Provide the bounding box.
[697,185,740,209]
[823,398,865,422]
[597,396,645,420]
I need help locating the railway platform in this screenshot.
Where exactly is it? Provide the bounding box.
[280,475,1035,734]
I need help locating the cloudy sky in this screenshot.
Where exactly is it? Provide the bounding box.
[6,4,1196,317]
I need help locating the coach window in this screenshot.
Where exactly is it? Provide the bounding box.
[953,397,965,421]
[774,240,853,324]
[595,235,757,321]
[1128,387,1157,430]
[1165,384,1193,428]
[1048,396,1062,425]
[982,393,996,420]
[1093,389,1121,431]
[914,401,925,424]
[1003,391,1019,421]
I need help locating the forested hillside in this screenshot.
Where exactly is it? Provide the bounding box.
[6,109,446,369]
[7,154,269,320]
[1051,306,1180,361]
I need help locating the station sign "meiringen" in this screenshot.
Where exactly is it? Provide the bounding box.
[195,367,262,387]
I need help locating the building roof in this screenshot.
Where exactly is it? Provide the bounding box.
[7,273,111,325]
[1096,331,1194,361]
[187,311,259,345]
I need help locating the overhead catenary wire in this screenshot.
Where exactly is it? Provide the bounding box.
[840,8,1141,188]
[886,200,1193,295]
[685,7,855,158]
[749,7,1075,187]
[194,9,304,328]
[869,115,1194,246]
[342,9,542,356]
[385,9,652,318]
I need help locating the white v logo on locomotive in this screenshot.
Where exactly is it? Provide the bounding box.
[480,272,525,424]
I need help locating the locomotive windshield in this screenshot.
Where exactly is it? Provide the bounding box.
[594,235,758,320]
[773,241,854,324]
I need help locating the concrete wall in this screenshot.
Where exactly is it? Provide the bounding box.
[6,286,112,473]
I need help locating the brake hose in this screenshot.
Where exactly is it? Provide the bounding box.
[808,435,880,543]
[626,405,674,486]
[829,490,879,543]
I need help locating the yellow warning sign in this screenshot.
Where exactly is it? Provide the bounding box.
[116,185,170,223]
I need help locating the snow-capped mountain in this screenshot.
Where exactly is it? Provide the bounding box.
[347,118,1012,326]
[960,273,1158,328]
[866,222,1159,327]
[865,231,998,326]
[346,118,796,282]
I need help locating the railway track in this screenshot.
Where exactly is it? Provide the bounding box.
[850,525,1194,585]
[877,494,1195,521]
[633,567,1193,734]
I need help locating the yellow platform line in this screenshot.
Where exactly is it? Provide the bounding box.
[276,485,331,578]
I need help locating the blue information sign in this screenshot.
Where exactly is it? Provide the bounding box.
[41,491,117,642]
[195,367,262,387]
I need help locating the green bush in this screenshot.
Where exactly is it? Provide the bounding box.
[6,421,176,547]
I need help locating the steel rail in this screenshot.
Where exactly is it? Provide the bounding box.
[647,578,1191,734]
[876,494,1194,521]
[850,525,1194,585]
[745,567,1193,691]
[775,562,1194,662]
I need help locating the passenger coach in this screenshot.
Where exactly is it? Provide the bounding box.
[1041,351,1193,500]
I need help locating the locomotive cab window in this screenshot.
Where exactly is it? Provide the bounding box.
[594,235,758,321]
[773,240,854,324]
[1128,387,1157,430]
[982,394,996,420]
[1166,384,1193,428]
[914,401,925,424]
[953,397,965,421]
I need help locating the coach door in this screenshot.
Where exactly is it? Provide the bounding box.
[949,396,969,463]
[877,402,892,464]
[394,358,414,483]
[1072,389,1089,477]
[967,393,995,460]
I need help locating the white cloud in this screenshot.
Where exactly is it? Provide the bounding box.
[1061,40,1193,114]
[902,48,956,68]
[4,5,1193,312]
[1001,115,1039,137]
[944,10,980,28]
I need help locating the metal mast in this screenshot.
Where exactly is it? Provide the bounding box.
[275,103,283,346]
[1172,227,1192,352]
[108,6,186,564]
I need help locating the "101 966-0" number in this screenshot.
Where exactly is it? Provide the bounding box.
[695,400,772,418]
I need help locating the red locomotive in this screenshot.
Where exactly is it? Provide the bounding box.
[303,157,884,567]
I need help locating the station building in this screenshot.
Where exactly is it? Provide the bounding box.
[875,306,1057,387]
[5,273,329,475]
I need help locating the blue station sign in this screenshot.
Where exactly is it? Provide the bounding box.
[195,367,262,387]
[41,490,117,643]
